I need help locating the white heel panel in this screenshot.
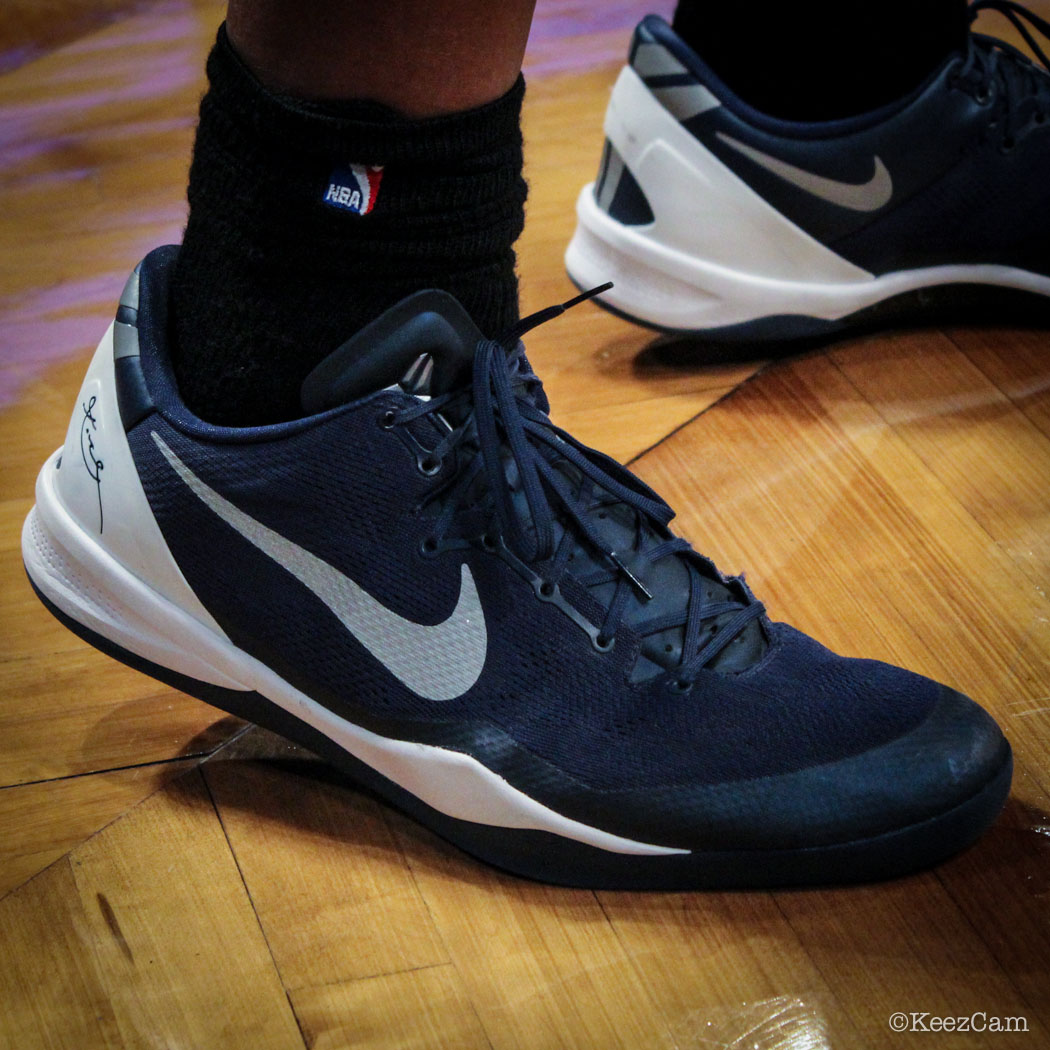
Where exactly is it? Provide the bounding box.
[606,66,871,285]
[24,464,249,691]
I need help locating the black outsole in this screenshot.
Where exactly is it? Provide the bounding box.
[27,570,1013,890]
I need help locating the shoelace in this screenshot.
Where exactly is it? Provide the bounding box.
[388,290,766,689]
[955,0,1050,148]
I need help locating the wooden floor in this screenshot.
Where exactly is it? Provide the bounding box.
[2,2,1049,1047]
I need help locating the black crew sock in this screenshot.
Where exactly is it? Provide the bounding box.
[671,0,970,121]
[171,26,527,426]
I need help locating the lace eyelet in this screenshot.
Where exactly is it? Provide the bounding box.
[1035,112,1047,126]
[1000,135,1016,153]
[534,578,558,602]
[481,532,499,551]
[417,454,442,476]
[419,536,439,557]
[975,88,991,105]
[593,633,615,653]
[378,409,397,429]
[671,678,693,694]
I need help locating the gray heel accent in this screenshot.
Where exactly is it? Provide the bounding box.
[113,262,154,430]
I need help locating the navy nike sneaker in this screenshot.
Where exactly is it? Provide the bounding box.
[566,2,1050,340]
[22,247,1011,889]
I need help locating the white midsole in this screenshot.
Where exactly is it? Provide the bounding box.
[568,186,1050,330]
[23,450,686,858]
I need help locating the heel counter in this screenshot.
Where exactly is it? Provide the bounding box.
[625,18,719,123]
[46,266,225,635]
[54,267,148,541]
[599,23,719,229]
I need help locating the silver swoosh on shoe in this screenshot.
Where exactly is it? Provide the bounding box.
[152,431,486,701]
[716,132,893,212]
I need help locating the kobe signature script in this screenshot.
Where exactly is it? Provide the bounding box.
[80,395,104,532]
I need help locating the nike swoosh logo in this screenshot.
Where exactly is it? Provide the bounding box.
[716,132,893,212]
[152,432,487,701]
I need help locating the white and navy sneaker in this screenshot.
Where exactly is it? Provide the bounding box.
[566,3,1050,340]
[23,247,1011,888]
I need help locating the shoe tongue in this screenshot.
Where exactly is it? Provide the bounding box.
[300,289,482,413]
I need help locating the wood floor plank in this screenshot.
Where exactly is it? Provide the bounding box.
[935,787,1050,1033]
[597,890,862,1048]
[829,329,1050,590]
[0,1,211,493]
[203,734,449,991]
[0,645,239,787]
[0,0,162,74]
[0,497,31,553]
[775,875,1046,1048]
[0,757,194,899]
[560,388,740,465]
[392,816,676,1050]
[0,858,124,1050]
[68,769,305,1050]
[0,769,304,1050]
[522,0,673,78]
[949,326,1050,442]
[290,965,490,1050]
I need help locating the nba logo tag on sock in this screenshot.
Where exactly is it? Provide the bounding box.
[323,163,384,214]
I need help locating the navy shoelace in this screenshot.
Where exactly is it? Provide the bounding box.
[956,0,1050,148]
[389,290,766,687]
